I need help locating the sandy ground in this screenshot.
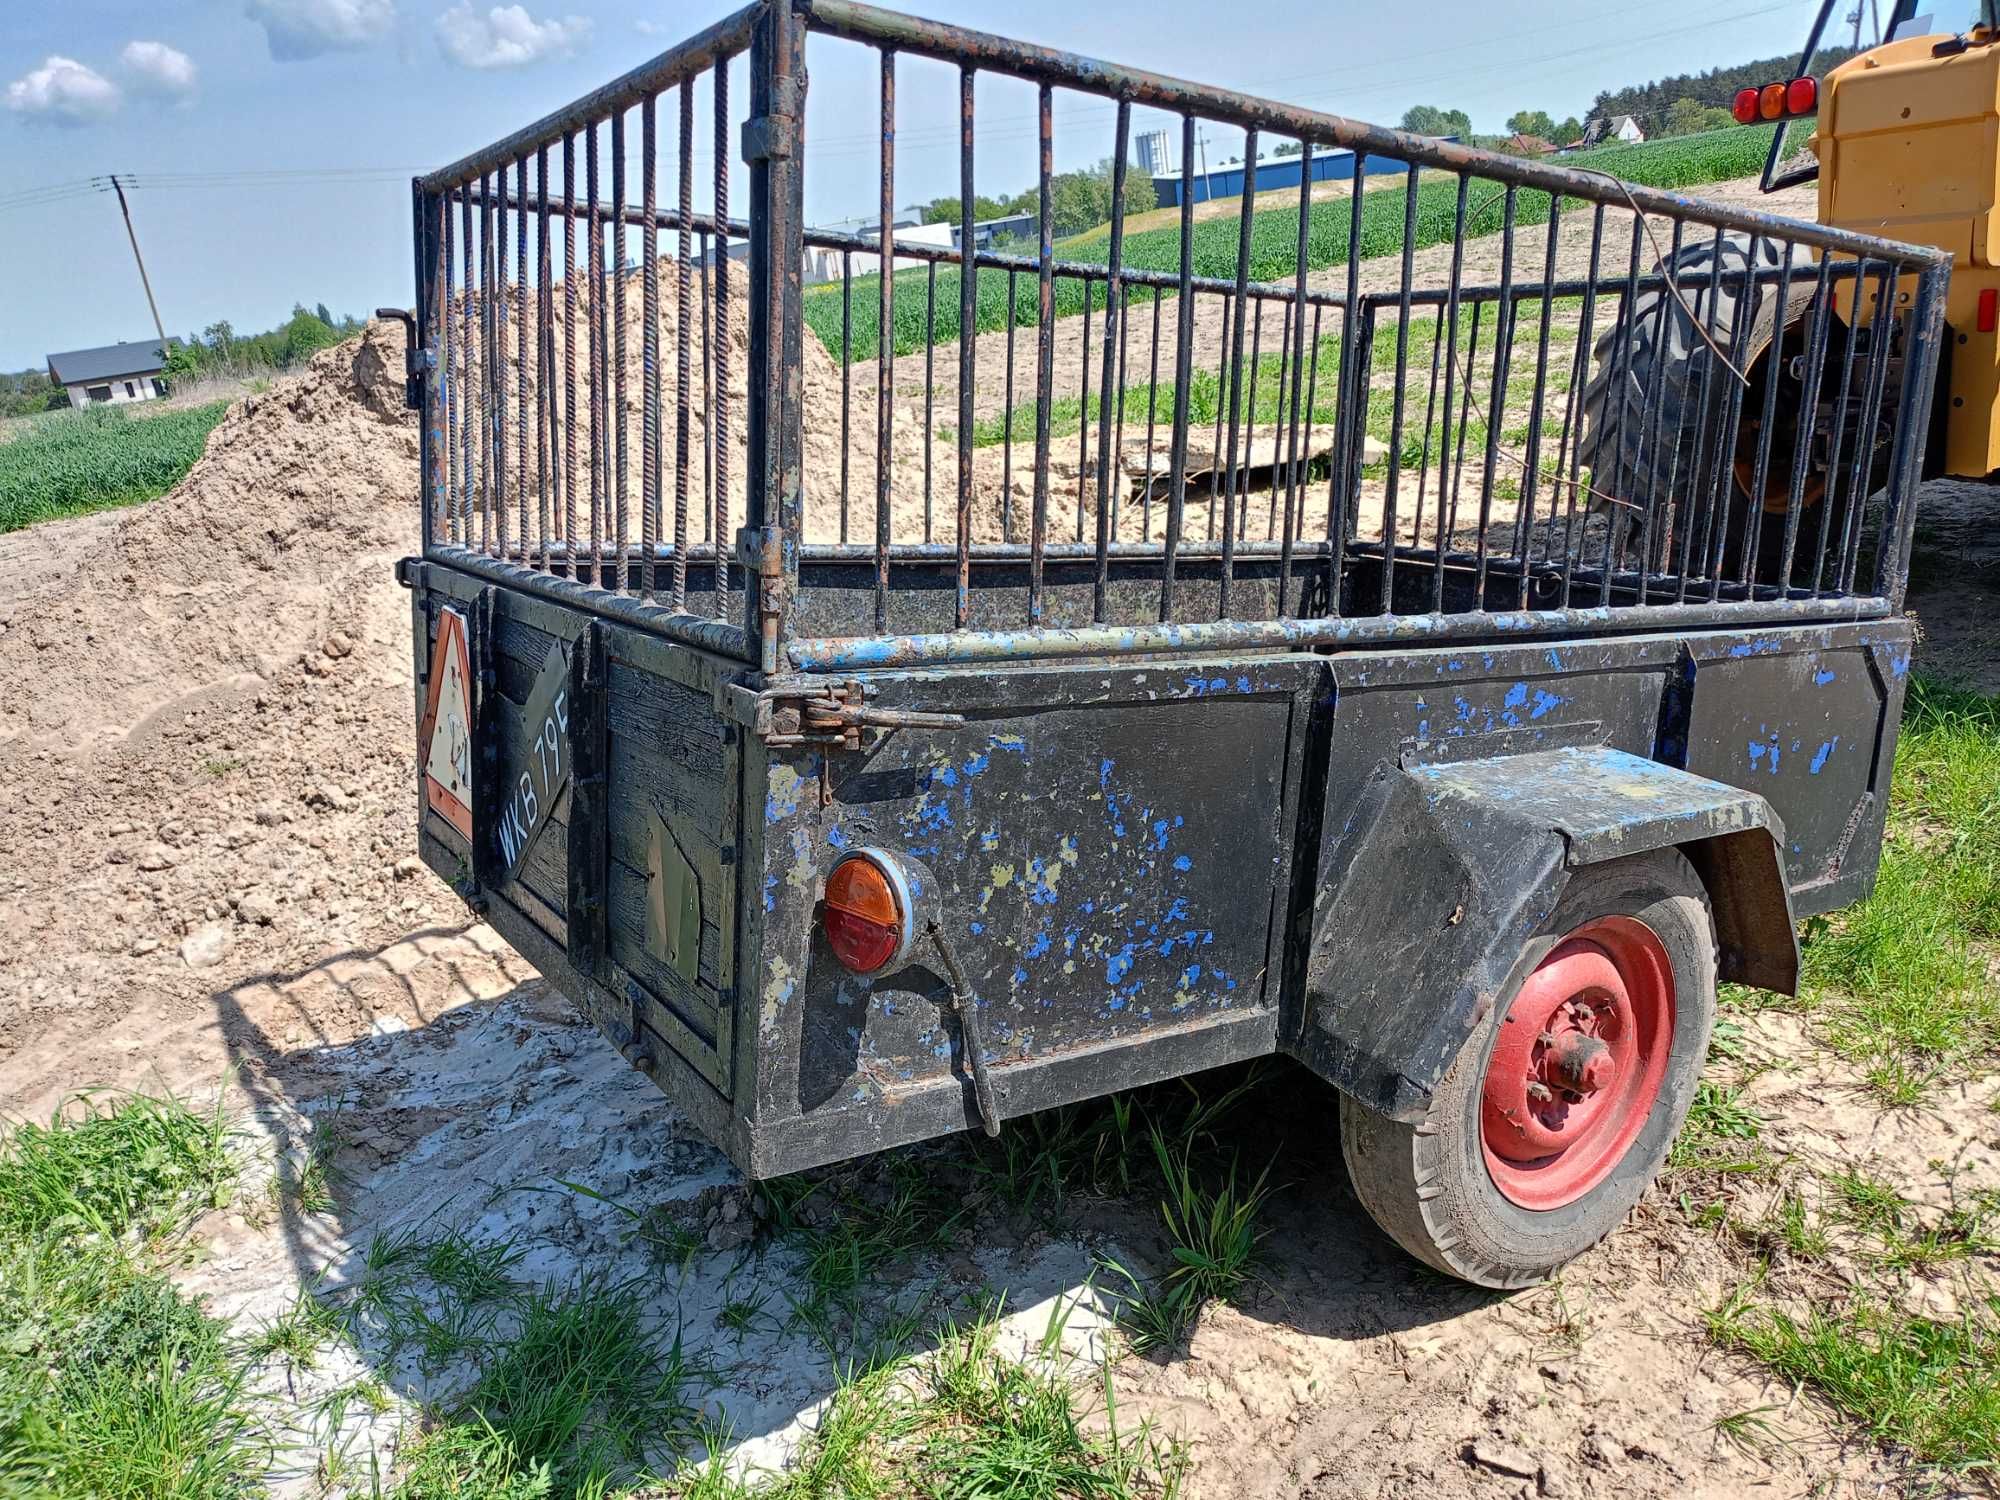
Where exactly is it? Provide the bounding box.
[0,173,1994,1496]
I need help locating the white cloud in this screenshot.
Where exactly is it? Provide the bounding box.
[245,0,397,61]
[436,4,589,69]
[6,56,122,125]
[121,41,199,100]
[634,18,664,35]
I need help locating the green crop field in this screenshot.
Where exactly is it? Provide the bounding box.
[804,125,1778,365]
[0,400,229,534]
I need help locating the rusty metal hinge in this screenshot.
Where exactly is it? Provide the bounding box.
[719,677,965,750]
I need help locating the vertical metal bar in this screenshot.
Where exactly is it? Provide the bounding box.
[1327,163,1367,615]
[536,148,551,571]
[1094,100,1130,624]
[1410,303,1440,554]
[1633,219,1686,580]
[1878,263,1945,608]
[1241,298,1265,542]
[1030,81,1055,625]
[1077,279,1093,540]
[417,183,445,556]
[1590,207,1637,582]
[1207,295,1230,541]
[712,59,731,613]
[1446,299,1482,552]
[1429,174,1468,612]
[490,166,508,564]
[700,228,712,550]
[1703,235,1762,600]
[1743,249,1800,589]
[1811,258,1868,594]
[1513,192,1561,608]
[460,189,476,549]
[1218,125,1257,618]
[642,99,661,598]
[1674,227,1730,600]
[1112,261,1133,547]
[515,156,529,565]
[612,110,630,593]
[1160,113,1196,622]
[1295,300,1324,585]
[1777,258,1833,592]
[1280,144,1314,608]
[1560,208,1608,601]
[957,64,977,628]
[1002,267,1018,542]
[1268,298,1292,541]
[744,0,806,667]
[925,260,937,543]
[442,193,458,547]
[1472,186,1517,604]
[1380,162,1420,609]
[586,127,603,584]
[1142,286,1162,544]
[674,84,694,606]
[840,250,852,545]
[562,134,578,576]
[1843,261,1897,594]
[875,52,897,634]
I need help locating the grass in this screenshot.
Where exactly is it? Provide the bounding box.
[805,126,1778,364]
[1799,678,2000,1102]
[0,1093,264,1499]
[1710,1292,2000,1473]
[0,399,228,533]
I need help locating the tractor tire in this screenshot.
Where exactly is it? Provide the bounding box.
[1339,849,1717,1289]
[1577,232,1817,573]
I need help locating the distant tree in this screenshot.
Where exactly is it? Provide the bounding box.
[1555,116,1583,144]
[161,342,202,392]
[920,193,1010,226]
[1661,96,1739,136]
[281,305,341,365]
[1271,140,1303,157]
[313,301,334,327]
[1505,109,1556,140]
[1400,104,1472,138]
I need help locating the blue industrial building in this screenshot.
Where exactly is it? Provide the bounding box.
[1151,143,1437,208]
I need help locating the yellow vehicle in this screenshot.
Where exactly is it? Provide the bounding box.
[1581,0,1993,574]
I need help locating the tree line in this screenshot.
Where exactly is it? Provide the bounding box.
[916,157,1158,242]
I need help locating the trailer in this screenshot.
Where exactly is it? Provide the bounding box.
[391,0,1947,1287]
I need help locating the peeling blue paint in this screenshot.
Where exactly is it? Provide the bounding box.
[1810,737,1839,774]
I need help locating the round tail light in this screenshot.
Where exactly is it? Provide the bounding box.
[1786,76,1818,115]
[1759,82,1787,120]
[823,850,920,976]
[1733,87,1761,125]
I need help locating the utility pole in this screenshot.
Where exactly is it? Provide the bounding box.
[1197,128,1210,203]
[107,175,169,354]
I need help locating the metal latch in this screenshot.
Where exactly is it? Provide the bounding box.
[719,678,965,749]
[373,307,434,410]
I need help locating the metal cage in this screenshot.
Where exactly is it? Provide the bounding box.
[408,0,1949,677]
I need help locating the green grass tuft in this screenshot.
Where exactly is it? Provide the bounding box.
[0,1091,234,1243]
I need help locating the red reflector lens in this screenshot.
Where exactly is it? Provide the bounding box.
[1786,76,1818,115]
[823,854,905,974]
[1759,82,1787,120]
[1733,87,1761,125]
[824,904,901,974]
[1980,287,1997,333]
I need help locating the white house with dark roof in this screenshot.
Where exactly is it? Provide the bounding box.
[45,339,172,410]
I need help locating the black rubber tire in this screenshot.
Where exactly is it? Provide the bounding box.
[1577,232,1813,560]
[1339,849,1717,1289]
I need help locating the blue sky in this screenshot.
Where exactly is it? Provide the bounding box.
[2,0,1817,371]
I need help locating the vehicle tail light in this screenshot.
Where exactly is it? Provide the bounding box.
[1980,287,1997,333]
[1786,76,1818,115]
[823,850,918,975]
[1733,87,1761,125]
[1759,82,1788,120]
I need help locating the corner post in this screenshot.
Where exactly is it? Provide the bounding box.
[742,0,808,676]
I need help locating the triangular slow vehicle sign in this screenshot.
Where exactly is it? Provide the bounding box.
[419,605,475,841]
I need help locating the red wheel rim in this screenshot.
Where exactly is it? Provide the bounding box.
[1480,916,1675,1210]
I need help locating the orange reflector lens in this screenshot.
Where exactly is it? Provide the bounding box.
[824,854,904,974]
[1759,82,1787,120]
[1786,76,1818,115]
[1981,287,1998,333]
[1733,87,1761,125]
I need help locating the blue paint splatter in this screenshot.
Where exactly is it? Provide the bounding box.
[1814,668,1836,686]
[1173,854,1192,872]
[1810,737,1839,774]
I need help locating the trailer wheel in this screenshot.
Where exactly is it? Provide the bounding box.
[1339,850,1716,1288]
[1576,232,1826,582]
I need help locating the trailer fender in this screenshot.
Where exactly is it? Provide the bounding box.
[1297,746,1795,1121]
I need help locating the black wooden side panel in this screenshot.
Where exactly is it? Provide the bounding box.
[1679,624,1912,913]
[747,657,1314,1167]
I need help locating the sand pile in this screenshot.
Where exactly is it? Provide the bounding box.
[0,321,421,753]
